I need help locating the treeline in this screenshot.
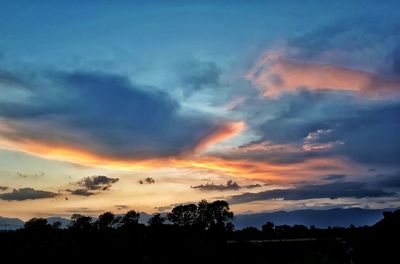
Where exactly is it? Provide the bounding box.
[23,199,234,233]
[0,201,399,264]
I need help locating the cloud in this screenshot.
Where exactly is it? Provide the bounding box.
[0,70,232,162]
[391,45,400,76]
[374,172,400,189]
[191,180,261,191]
[247,91,400,166]
[302,129,344,151]
[79,175,119,191]
[287,18,400,60]
[246,52,400,97]
[0,70,28,89]
[138,177,155,184]
[115,205,130,210]
[322,174,347,181]
[17,171,45,178]
[67,175,119,196]
[0,187,58,201]
[67,189,95,197]
[192,121,245,153]
[229,182,396,204]
[179,58,221,96]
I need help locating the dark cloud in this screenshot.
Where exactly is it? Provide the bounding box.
[79,175,119,191]
[287,18,400,62]
[374,172,400,189]
[390,45,400,76]
[248,91,400,165]
[0,188,58,201]
[138,177,155,184]
[67,189,95,197]
[0,70,28,89]
[229,182,395,204]
[322,174,347,181]
[0,70,223,159]
[179,58,221,96]
[191,180,261,191]
[0,186,8,191]
[67,175,119,196]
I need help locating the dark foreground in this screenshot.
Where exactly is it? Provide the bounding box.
[0,202,398,263]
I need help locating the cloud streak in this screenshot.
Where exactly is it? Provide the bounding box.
[247,52,400,97]
[229,182,396,204]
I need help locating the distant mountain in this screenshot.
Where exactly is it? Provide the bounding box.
[0,216,24,230]
[233,208,392,229]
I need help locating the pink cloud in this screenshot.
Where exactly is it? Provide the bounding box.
[247,52,400,97]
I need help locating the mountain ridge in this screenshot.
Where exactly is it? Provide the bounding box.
[0,208,395,230]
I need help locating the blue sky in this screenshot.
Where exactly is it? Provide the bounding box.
[0,0,399,219]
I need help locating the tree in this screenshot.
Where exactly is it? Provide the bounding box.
[167,204,198,227]
[120,210,140,228]
[167,200,234,231]
[70,214,93,231]
[207,200,234,231]
[148,213,166,227]
[52,221,62,229]
[97,212,115,230]
[24,218,50,231]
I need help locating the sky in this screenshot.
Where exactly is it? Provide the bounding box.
[0,0,399,220]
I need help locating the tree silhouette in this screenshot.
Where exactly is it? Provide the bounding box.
[166,200,234,231]
[206,200,233,231]
[262,221,275,238]
[148,213,166,227]
[97,212,115,230]
[24,217,50,231]
[120,210,140,228]
[51,221,62,229]
[167,204,198,227]
[69,214,93,231]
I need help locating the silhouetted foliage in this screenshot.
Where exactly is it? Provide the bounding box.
[24,217,50,231]
[167,203,198,227]
[119,210,140,228]
[70,214,93,231]
[96,212,115,230]
[167,200,233,232]
[148,213,166,227]
[0,202,398,263]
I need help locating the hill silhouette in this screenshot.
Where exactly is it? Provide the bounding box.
[0,200,398,263]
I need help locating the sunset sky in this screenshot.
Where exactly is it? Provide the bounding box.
[1,0,399,220]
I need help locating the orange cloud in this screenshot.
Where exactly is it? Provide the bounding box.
[192,121,245,153]
[247,52,400,97]
[0,119,362,184]
[0,132,360,184]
